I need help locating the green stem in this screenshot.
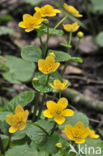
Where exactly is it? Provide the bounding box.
[68,31,72,45]
[73,38,80,56]
[43,25,50,57]
[50,122,57,135]
[38,93,46,120]
[45,74,50,86]
[5,134,11,152]
[59,91,62,98]
[0,136,4,155]
[39,37,43,54]
[52,15,68,33]
[83,0,95,36]
[61,61,69,76]
[32,92,40,122]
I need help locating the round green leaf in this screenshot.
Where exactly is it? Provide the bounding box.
[6,91,35,112]
[95,32,103,47]
[21,45,42,62]
[59,111,89,129]
[2,56,35,83]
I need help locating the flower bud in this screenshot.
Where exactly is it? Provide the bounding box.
[56,142,62,148]
[44,18,49,24]
[77,31,84,38]
[32,77,38,82]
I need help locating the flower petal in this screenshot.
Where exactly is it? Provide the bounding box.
[24,110,29,121]
[54,116,65,124]
[6,114,14,125]
[9,126,17,133]
[46,101,57,110]
[23,14,32,20]
[15,105,24,113]
[43,110,53,118]
[19,123,26,131]
[62,109,74,117]
[57,98,68,110]
[74,121,85,128]
[18,22,26,28]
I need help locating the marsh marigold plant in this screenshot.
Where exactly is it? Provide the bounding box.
[50,79,69,91]
[18,14,44,32]
[34,4,61,17]
[38,55,60,74]
[43,97,74,124]
[63,22,80,32]
[6,105,29,133]
[62,121,99,144]
[63,3,83,18]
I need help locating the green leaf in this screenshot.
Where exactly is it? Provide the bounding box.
[6,91,35,112]
[0,26,14,35]
[21,45,42,62]
[35,120,54,134]
[25,0,42,5]
[90,0,103,13]
[0,97,9,107]
[5,144,47,156]
[0,134,9,151]
[26,123,47,145]
[48,50,83,63]
[0,62,9,72]
[2,56,35,83]
[0,112,11,122]
[32,72,62,93]
[0,15,13,21]
[38,25,64,36]
[95,32,103,47]
[40,133,59,154]
[59,111,89,129]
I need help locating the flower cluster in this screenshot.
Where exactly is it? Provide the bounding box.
[18,4,61,32]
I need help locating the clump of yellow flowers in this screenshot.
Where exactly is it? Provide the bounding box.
[4,3,100,154]
[18,4,61,32]
[43,97,74,124]
[62,121,99,144]
[6,105,29,133]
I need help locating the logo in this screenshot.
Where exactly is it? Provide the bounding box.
[69,144,101,155]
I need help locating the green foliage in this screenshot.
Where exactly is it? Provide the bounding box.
[5,144,48,156]
[90,0,103,13]
[32,72,62,93]
[21,45,42,62]
[59,111,89,129]
[0,26,14,36]
[26,123,47,145]
[0,15,13,21]
[48,50,83,63]
[95,32,103,47]
[0,112,11,122]
[2,56,35,83]
[25,0,42,5]
[6,91,35,112]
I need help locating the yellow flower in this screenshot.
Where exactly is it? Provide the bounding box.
[6,105,29,133]
[34,4,61,17]
[63,22,79,32]
[50,79,68,91]
[18,14,44,32]
[62,121,89,144]
[88,129,99,139]
[43,97,74,124]
[63,3,83,18]
[38,55,60,74]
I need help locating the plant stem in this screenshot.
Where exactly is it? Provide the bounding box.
[52,15,68,33]
[39,37,43,54]
[73,38,80,56]
[83,0,95,36]
[43,25,50,57]
[68,32,72,45]
[61,31,72,76]
[59,91,62,98]
[0,136,4,155]
[32,91,40,122]
[45,74,50,86]
[5,134,11,152]
[50,122,57,135]
[38,93,46,120]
